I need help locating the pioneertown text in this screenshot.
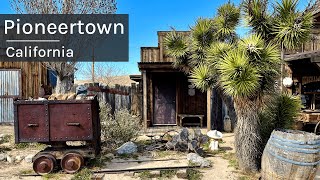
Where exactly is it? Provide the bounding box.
[0,14,129,62]
[5,19,124,58]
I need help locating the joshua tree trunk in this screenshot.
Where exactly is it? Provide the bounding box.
[217,87,237,129]
[55,76,72,94]
[234,98,261,173]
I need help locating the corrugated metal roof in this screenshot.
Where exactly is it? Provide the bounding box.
[0,70,20,96]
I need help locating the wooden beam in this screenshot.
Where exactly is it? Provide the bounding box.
[207,88,212,131]
[142,70,147,129]
[284,50,320,61]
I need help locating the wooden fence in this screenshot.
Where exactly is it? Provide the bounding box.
[87,83,142,116]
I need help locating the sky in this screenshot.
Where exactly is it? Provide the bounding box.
[0,0,312,79]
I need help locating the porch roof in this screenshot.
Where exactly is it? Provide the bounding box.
[284,50,320,61]
[138,62,178,72]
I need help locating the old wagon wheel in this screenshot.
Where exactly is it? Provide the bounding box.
[33,154,56,175]
[314,121,320,135]
[61,152,84,174]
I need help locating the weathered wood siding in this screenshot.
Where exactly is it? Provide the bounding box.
[88,83,142,116]
[177,73,207,125]
[285,14,320,55]
[0,62,48,99]
[141,31,190,63]
[145,72,207,126]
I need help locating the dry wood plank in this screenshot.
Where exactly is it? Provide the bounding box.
[92,165,201,174]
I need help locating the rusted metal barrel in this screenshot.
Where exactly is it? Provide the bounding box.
[261,129,320,179]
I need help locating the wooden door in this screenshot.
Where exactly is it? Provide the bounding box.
[153,74,176,125]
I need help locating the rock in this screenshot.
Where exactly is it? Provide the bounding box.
[15,155,24,162]
[176,169,187,179]
[76,94,86,100]
[0,134,4,143]
[195,148,205,156]
[194,129,202,137]
[91,174,105,180]
[25,154,34,163]
[6,155,13,163]
[124,172,135,177]
[176,141,188,151]
[105,153,114,159]
[188,140,198,151]
[179,128,189,141]
[0,153,6,161]
[166,141,175,150]
[187,153,211,167]
[199,135,209,144]
[148,171,160,178]
[116,142,138,155]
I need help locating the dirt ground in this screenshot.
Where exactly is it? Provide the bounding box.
[0,125,245,180]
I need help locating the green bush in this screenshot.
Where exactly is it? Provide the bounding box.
[259,93,301,145]
[99,102,141,146]
[71,168,92,180]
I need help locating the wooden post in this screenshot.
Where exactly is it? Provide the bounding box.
[142,71,147,129]
[207,88,212,131]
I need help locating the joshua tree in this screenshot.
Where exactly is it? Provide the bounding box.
[10,0,117,94]
[164,3,241,127]
[165,0,313,173]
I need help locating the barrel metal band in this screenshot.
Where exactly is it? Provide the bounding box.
[268,141,319,154]
[271,134,320,146]
[270,136,319,150]
[267,149,320,166]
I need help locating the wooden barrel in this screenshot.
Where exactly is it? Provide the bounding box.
[261,129,319,180]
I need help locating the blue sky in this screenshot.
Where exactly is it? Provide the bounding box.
[0,0,312,78]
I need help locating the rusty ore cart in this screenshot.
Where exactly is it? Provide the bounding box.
[14,97,100,174]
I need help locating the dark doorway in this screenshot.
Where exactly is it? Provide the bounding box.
[153,73,176,125]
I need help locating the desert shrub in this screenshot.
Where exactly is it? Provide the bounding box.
[99,102,141,146]
[259,93,301,145]
[71,168,92,180]
[0,134,12,144]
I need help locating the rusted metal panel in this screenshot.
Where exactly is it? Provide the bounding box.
[49,103,93,141]
[17,103,49,142]
[0,98,14,123]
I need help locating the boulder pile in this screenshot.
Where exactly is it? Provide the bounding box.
[166,128,208,155]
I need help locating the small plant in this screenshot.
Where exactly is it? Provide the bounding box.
[0,134,12,144]
[239,176,251,180]
[259,93,302,146]
[42,173,59,180]
[159,170,177,179]
[138,171,152,180]
[222,152,239,170]
[87,156,110,168]
[20,169,33,175]
[100,102,141,146]
[15,142,46,150]
[186,169,203,180]
[71,168,92,180]
[117,153,139,160]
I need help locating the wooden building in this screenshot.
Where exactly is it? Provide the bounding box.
[0,62,55,123]
[138,31,223,130]
[284,3,320,131]
[0,62,50,98]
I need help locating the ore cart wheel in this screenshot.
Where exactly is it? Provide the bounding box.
[33,154,56,175]
[61,152,84,174]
